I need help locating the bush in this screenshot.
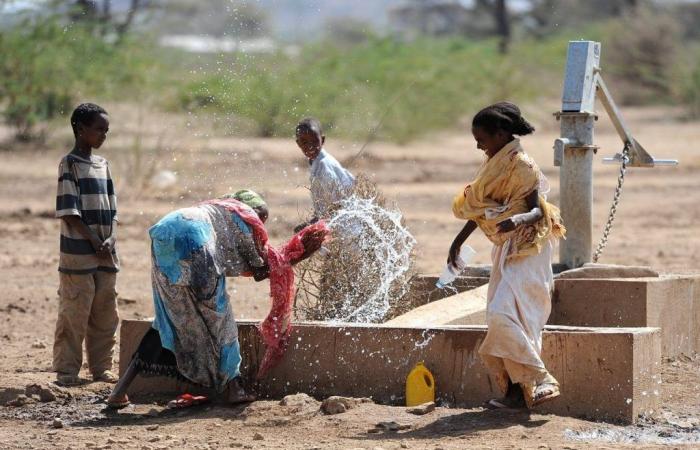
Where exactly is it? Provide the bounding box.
[0,15,156,141]
[177,37,557,143]
[603,6,682,105]
[679,51,700,118]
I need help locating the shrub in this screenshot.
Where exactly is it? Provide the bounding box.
[603,6,682,105]
[177,37,557,143]
[0,15,156,141]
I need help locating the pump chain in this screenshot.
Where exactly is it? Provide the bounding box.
[592,141,631,263]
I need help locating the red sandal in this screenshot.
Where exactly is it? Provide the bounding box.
[167,393,209,409]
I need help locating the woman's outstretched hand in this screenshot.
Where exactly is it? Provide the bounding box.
[252,265,270,282]
[300,229,326,255]
[290,223,330,265]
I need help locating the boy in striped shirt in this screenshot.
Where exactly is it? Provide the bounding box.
[53,103,119,386]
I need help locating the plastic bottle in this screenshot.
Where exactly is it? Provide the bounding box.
[435,245,476,289]
[405,362,435,406]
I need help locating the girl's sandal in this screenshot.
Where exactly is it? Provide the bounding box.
[486,398,514,409]
[530,383,560,408]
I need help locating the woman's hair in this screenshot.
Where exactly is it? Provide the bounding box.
[472,101,535,136]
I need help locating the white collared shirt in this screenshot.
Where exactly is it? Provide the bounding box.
[309,149,355,217]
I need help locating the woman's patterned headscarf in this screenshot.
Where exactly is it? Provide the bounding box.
[222,189,266,209]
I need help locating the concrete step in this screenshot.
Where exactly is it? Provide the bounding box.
[119,319,660,424]
[385,284,487,326]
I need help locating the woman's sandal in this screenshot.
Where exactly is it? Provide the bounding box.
[530,383,560,407]
[167,393,209,409]
[106,394,131,409]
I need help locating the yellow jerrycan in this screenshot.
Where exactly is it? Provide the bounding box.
[405,362,435,406]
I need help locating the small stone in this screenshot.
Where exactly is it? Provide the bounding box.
[31,340,48,349]
[85,443,95,448]
[537,445,550,449]
[107,439,116,444]
[52,418,64,429]
[253,432,264,441]
[321,396,371,415]
[400,442,410,449]
[373,421,410,432]
[141,446,154,450]
[26,384,58,402]
[148,436,160,442]
[47,430,59,436]
[146,425,159,431]
[7,394,32,407]
[406,401,436,415]
[279,393,318,407]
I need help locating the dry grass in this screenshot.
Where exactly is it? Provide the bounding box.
[294,174,417,322]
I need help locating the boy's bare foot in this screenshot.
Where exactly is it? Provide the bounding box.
[107,393,130,409]
[226,378,256,404]
[93,370,119,383]
[56,374,85,387]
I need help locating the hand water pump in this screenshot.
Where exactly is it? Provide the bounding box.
[553,41,678,269]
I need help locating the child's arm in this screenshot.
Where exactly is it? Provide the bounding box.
[497,189,543,232]
[62,215,104,254]
[448,220,478,269]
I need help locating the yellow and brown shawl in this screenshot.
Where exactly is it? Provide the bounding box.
[452,139,565,260]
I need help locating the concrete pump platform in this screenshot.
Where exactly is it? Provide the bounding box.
[120,319,660,424]
[551,275,700,357]
[404,273,699,358]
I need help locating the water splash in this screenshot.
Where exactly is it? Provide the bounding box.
[414,329,436,349]
[295,194,416,323]
[565,425,700,445]
[328,195,416,323]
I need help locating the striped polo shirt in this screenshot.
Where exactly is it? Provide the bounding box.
[56,153,119,274]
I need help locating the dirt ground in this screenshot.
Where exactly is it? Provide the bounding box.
[1,103,699,449]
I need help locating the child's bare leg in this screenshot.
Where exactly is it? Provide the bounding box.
[107,359,139,407]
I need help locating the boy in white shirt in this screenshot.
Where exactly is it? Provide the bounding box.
[294,117,355,231]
